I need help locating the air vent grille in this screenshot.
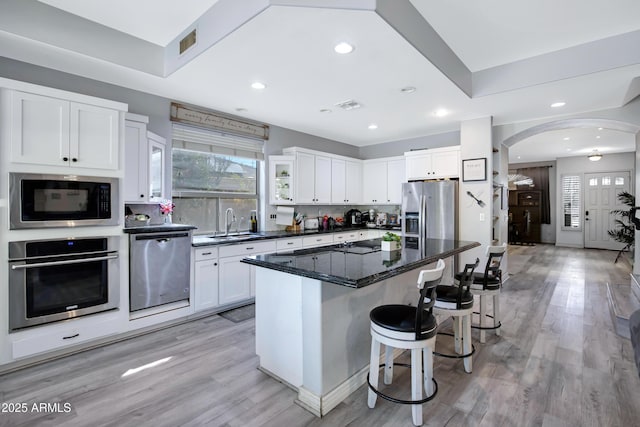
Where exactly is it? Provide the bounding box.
[335,99,362,110]
[179,29,197,55]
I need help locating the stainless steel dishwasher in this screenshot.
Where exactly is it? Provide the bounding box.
[129,230,192,312]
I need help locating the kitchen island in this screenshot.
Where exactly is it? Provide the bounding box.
[241,237,479,416]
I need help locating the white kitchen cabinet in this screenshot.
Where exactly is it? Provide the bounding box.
[269,155,295,205]
[218,241,276,306]
[193,247,219,312]
[333,231,360,243]
[405,146,460,181]
[124,114,166,203]
[362,157,405,204]
[10,90,119,170]
[10,311,122,360]
[331,158,362,204]
[284,148,331,204]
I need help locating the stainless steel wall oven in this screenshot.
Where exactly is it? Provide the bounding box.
[8,236,120,331]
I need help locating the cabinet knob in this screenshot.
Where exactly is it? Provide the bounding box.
[214,263,218,266]
[72,158,78,162]
[63,157,69,162]
[140,194,144,198]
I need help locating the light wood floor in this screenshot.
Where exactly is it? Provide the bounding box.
[2,244,639,427]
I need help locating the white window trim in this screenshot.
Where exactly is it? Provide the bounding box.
[561,174,582,231]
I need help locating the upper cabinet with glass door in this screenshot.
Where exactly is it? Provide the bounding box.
[269,155,295,205]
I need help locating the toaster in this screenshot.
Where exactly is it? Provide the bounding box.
[304,218,319,230]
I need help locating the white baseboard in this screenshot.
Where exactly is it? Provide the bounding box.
[295,347,404,417]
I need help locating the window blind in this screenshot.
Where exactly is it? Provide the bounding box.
[172,123,265,160]
[561,175,581,229]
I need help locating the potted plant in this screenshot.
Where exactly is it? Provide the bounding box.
[381,232,401,251]
[608,191,635,263]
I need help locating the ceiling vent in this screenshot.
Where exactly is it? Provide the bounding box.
[179,29,197,55]
[335,99,362,111]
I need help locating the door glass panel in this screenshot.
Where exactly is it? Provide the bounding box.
[601,176,611,186]
[150,144,163,198]
[589,178,597,186]
[615,177,625,185]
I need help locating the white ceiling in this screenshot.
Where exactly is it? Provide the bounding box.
[2,0,639,164]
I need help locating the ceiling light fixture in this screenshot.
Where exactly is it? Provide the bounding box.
[563,137,570,141]
[400,86,416,93]
[588,150,603,161]
[550,101,566,108]
[334,42,354,54]
[598,127,603,130]
[368,124,378,130]
[251,82,266,90]
[596,135,601,139]
[433,108,448,117]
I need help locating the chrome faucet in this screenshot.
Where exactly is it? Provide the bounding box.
[225,208,236,236]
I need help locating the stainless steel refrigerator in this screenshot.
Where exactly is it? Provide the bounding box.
[402,181,458,241]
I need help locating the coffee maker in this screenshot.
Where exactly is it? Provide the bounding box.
[345,209,362,226]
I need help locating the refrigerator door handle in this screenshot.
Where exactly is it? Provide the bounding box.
[420,194,426,239]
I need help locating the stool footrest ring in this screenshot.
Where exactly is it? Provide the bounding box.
[433,332,475,359]
[471,313,502,331]
[367,363,438,405]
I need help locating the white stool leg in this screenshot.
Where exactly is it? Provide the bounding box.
[411,348,423,426]
[384,345,394,385]
[453,316,461,354]
[423,345,434,397]
[479,295,487,343]
[368,337,381,408]
[494,293,501,336]
[462,313,472,373]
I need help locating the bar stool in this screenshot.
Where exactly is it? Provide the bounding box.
[432,258,479,373]
[456,243,506,343]
[367,259,445,426]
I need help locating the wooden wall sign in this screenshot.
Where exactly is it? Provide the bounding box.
[170,103,269,140]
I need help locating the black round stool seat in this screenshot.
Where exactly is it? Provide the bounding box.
[370,305,437,340]
[454,272,501,290]
[434,285,474,309]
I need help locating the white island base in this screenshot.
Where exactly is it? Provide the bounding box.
[254,266,427,417]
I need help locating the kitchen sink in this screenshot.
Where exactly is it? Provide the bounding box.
[205,232,262,243]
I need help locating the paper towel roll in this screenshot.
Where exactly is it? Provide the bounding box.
[275,206,295,225]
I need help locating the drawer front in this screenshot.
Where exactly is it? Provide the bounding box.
[333,232,359,242]
[12,313,121,360]
[219,240,277,257]
[276,237,302,251]
[195,247,218,261]
[302,234,334,247]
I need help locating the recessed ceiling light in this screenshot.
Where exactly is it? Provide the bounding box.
[598,127,603,130]
[433,108,448,117]
[517,156,521,159]
[319,108,332,113]
[368,124,378,130]
[596,135,601,139]
[334,42,354,54]
[563,137,570,141]
[566,148,571,152]
[550,101,566,108]
[400,86,416,93]
[251,82,266,90]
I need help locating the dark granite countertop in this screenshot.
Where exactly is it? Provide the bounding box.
[123,224,197,234]
[191,225,401,247]
[241,237,480,288]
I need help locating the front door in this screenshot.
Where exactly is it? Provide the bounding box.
[584,171,631,250]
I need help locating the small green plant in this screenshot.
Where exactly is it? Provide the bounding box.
[608,191,635,263]
[381,232,401,242]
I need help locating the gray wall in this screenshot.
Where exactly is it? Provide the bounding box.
[358,130,460,159]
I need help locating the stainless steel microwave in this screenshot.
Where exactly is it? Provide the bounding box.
[10,173,119,229]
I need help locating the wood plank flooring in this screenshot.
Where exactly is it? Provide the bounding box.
[1,244,639,426]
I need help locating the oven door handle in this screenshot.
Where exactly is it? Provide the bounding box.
[10,254,119,270]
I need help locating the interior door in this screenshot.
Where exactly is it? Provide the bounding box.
[584,171,631,250]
